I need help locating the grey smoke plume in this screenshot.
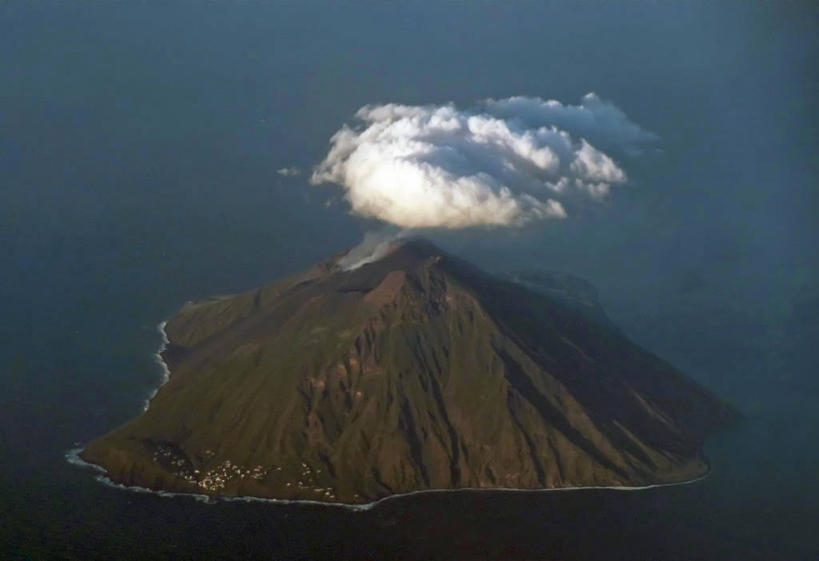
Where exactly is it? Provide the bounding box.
[312,93,656,229]
[337,229,409,271]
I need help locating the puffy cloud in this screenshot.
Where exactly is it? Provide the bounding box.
[312,94,656,229]
[483,93,658,154]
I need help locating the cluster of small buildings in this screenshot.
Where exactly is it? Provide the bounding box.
[290,462,336,499]
[152,447,337,500]
[152,444,275,492]
[182,460,274,492]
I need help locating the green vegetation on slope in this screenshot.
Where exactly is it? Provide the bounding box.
[81,239,737,503]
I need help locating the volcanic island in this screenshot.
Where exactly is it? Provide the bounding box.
[80,239,737,504]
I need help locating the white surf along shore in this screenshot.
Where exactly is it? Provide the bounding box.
[143,320,170,412]
[67,321,711,511]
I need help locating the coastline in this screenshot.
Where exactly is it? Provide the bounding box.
[66,446,711,512]
[67,320,712,512]
[143,321,170,412]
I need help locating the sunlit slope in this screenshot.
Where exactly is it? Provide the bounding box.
[82,239,737,503]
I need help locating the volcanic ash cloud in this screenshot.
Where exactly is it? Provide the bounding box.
[311,93,657,229]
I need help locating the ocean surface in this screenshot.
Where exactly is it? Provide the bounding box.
[2,1,817,559]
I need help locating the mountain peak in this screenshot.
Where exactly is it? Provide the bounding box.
[388,236,443,255]
[335,236,445,272]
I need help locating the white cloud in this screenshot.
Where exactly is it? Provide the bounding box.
[276,166,301,177]
[483,93,658,153]
[312,94,656,229]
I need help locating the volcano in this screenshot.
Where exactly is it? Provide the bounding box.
[80,239,737,504]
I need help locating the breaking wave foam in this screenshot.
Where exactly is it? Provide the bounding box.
[143,321,170,412]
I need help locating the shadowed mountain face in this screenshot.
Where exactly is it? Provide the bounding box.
[81,239,737,504]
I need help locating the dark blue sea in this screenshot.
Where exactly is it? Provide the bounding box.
[2,1,817,559]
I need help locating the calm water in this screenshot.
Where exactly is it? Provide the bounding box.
[2,1,817,559]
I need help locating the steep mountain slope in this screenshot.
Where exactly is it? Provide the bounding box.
[81,239,737,503]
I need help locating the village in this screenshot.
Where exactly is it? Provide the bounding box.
[152,444,337,500]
